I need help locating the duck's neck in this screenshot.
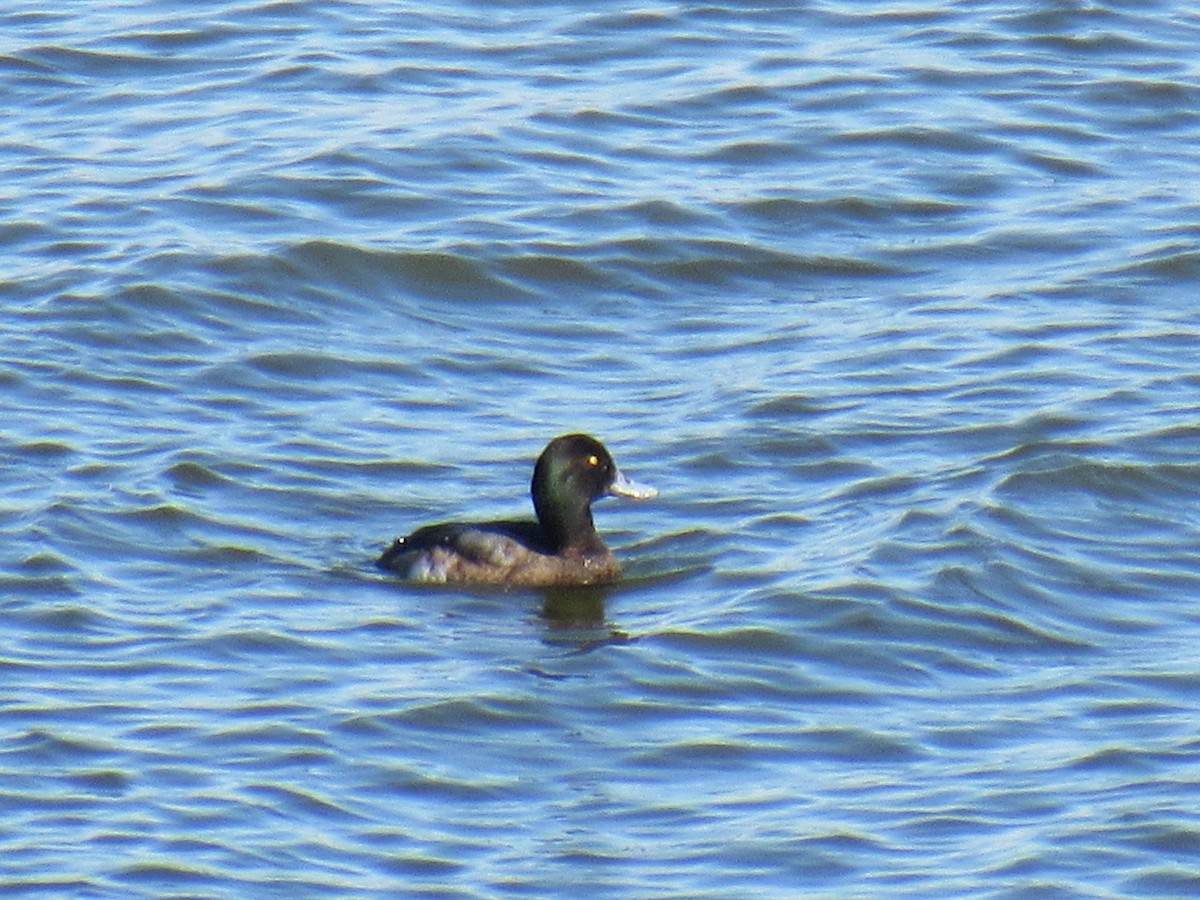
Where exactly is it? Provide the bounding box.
[533,491,602,554]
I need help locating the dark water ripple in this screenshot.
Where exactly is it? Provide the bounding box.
[3,0,1200,896]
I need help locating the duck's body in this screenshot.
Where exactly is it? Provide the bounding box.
[377,434,656,587]
[378,519,623,587]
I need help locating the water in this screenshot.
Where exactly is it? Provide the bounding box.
[3,1,1200,896]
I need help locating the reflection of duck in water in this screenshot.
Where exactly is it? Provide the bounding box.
[378,434,657,587]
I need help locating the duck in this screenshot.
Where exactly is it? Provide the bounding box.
[377,433,657,587]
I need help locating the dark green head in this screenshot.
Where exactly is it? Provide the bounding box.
[531,434,656,552]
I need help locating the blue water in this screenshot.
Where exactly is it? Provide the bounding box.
[3,1,1200,896]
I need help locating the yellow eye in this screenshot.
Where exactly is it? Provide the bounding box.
[587,455,600,467]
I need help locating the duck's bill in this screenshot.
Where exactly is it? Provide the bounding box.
[608,468,659,500]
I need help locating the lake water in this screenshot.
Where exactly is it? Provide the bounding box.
[3,1,1200,896]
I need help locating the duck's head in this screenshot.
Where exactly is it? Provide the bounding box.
[531,434,657,550]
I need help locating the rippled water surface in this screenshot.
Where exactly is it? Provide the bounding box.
[4,1,1200,896]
